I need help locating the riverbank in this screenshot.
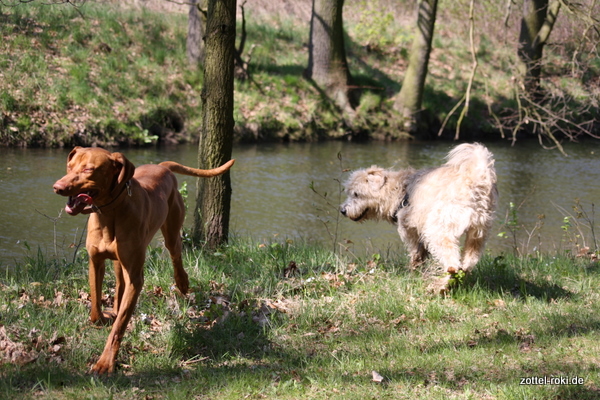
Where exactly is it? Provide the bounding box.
[1,1,598,147]
[1,238,599,399]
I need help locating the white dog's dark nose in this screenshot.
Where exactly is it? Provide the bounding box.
[340,207,347,216]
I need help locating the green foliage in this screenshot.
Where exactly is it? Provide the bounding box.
[0,0,598,146]
[0,92,17,112]
[353,1,396,50]
[0,1,190,147]
[356,91,383,115]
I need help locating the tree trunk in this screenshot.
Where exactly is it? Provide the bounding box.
[394,0,438,134]
[186,0,205,66]
[518,0,561,95]
[305,0,355,118]
[191,0,236,249]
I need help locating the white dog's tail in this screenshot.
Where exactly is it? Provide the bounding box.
[445,143,496,185]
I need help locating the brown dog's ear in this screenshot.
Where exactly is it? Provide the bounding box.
[67,146,82,162]
[110,152,136,198]
[367,169,386,191]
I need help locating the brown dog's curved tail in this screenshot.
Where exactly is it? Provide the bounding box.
[159,159,235,177]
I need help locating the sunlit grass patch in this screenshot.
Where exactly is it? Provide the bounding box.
[2,237,599,398]
[0,1,191,147]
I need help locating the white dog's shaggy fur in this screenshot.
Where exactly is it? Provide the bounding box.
[341,143,498,288]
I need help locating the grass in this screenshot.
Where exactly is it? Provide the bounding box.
[1,0,598,146]
[0,2,194,147]
[1,237,600,399]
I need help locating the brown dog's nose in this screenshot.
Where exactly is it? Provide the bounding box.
[53,181,66,195]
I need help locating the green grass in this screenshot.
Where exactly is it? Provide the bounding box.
[1,0,597,147]
[1,238,600,399]
[0,2,192,147]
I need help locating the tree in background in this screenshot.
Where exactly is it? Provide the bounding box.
[305,0,355,118]
[517,0,561,96]
[191,0,236,249]
[187,0,205,66]
[394,0,438,135]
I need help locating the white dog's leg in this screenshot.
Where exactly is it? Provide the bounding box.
[461,228,489,272]
[399,226,428,269]
[398,227,427,269]
[425,232,462,274]
[412,243,429,268]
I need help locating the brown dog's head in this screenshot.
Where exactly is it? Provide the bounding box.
[53,147,135,215]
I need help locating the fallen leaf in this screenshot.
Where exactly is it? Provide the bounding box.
[53,291,65,307]
[493,299,506,308]
[372,370,384,383]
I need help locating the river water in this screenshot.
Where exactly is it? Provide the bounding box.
[1,140,599,267]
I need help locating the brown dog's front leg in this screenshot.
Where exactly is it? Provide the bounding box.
[90,273,143,374]
[88,257,110,324]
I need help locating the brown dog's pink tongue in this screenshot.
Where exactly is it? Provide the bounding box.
[77,193,93,205]
[65,193,93,215]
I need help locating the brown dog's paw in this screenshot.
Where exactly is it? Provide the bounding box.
[174,271,190,295]
[89,349,120,375]
[89,359,114,375]
[90,312,116,326]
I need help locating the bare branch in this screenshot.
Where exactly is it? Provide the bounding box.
[163,0,195,6]
[437,0,477,139]
[454,0,478,140]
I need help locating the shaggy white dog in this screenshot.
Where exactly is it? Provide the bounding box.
[341,143,498,289]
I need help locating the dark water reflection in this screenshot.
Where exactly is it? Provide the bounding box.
[1,140,599,266]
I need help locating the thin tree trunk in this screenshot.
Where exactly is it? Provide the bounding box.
[191,0,236,249]
[518,0,561,95]
[394,0,438,134]
[187,0,205,66]
[305,0,355,118]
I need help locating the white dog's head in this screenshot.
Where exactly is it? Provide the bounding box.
[340,166,411,223]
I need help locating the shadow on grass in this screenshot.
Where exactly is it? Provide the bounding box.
[0,315,303,397]
[172,313,273,361]
[458,255,575,302]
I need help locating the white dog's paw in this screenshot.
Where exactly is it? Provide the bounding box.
[427,274,452,295]
[428,269,467,295]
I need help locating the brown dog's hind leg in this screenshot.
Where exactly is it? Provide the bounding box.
[111,260,125,318]
[161,194,189,295]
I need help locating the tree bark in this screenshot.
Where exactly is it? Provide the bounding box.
[186,0,205,66]
[305,0,355,118]
[518,0,561,95]
[393,0,438,134]
[191,0,236,249]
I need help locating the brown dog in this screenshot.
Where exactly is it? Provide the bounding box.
[53,146,234,374]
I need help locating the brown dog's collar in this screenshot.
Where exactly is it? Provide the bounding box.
[91,181,132,214]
